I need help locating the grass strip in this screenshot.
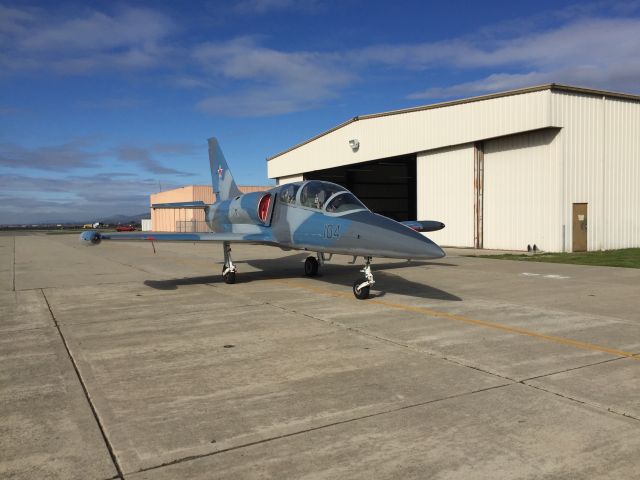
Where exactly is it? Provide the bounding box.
[470,248,640,268]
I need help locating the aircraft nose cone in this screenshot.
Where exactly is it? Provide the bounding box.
[412,233,445,258]
[399,228,445,259]
[420,235,446,259]
[345,212,446,260]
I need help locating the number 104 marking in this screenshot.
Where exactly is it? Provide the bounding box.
[323,224,340,239]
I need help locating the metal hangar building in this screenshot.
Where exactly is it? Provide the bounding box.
[267,84,640,252]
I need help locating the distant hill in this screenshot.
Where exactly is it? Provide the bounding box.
[55,212,150,225]
[0,212,150,228]
[98,212,150,224]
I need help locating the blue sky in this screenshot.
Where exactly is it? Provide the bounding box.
[2,0,640,223]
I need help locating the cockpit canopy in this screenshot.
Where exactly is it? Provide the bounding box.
[279,183,301,205]
[279,180,367,213]
[324,192,366,213]
[299,181,345,209]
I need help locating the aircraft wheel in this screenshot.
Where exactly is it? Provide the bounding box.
[222,268,236,284]
[353,279,370,300]
[304,256,319,276]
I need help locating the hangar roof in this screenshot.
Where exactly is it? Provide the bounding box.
[268,84,640,162]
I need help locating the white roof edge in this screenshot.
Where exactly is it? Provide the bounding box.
[267,83,640,161]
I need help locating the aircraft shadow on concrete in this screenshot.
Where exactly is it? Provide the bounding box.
[144,253,461,301]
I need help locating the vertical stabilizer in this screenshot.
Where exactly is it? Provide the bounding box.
[209,137,242,202]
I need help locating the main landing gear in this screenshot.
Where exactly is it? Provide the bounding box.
[353,257,375,300]
[222,242,237,284]
[304,254,321,276]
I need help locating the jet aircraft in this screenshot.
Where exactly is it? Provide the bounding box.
[81,138,446,299]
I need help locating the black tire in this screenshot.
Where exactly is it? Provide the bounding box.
[304,256,319,276]
[353,279,370,300]
[222,267,236,284]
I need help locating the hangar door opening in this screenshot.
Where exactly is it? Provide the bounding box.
[304,154,416,221]
[483,129,561,251]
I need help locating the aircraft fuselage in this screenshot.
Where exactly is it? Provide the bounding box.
[205,180,444,260]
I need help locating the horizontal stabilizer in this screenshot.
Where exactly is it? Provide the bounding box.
[401,220,445,232]
[151,201,208,209]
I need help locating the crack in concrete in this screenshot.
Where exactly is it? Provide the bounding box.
[521,381,640,423]
[41,288,126,480]
[50,302,263,327]
[131,382,511,476]
[520,356,625,382]
[266,300,517,384]
[267,300,640,426]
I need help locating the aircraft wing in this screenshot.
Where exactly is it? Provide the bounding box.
[401,220,445,232]
[81,231,277,245]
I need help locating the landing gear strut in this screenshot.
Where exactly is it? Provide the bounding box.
[222,242,237,284]
[353,257,374,300]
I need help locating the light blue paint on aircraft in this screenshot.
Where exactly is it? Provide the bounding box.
[81,138,446,299]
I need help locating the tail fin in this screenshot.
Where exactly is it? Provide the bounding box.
[209,137,242,202]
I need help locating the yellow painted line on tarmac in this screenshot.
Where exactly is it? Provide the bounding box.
[271,279,640,361]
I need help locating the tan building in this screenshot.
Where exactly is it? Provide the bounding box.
[151,185,270,232]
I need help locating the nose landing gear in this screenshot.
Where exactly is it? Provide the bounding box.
[353,257,374,300]
[302,253,375,299]
[222,242,237,284]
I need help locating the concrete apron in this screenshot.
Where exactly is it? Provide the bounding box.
[1,233,639,479]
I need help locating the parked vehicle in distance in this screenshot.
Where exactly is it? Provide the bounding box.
[116,225,136,232]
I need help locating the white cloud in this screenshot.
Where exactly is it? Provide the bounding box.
[19,9,168,51]
[193,38,353,116]
[2,3,639,116]
[408,72,550,99]
[0,140,101,170]
[171,76,209,89]
[389,17,640,99]
[0,173,165,224]
[233,0,323,14]
[0,139,197,175]
[1,6,175,74]
[190,14,640,115]
[0,4,37,35]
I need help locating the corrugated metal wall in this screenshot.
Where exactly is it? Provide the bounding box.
[417,144,475,247]
[269,90,553,179]
[603,98,640,248]
[151,186,198,232]
[551,92,605,251]
[150,185,271,231]
[551,92,640,250]
[483,129,562,251]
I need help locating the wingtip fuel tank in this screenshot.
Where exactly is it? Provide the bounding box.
[80,231,102,246]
